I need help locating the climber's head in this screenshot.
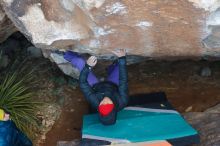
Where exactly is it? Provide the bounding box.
[98,97,117,125]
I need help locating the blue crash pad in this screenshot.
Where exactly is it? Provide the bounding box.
[82,107,198,143]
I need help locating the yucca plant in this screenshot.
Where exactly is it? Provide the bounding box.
[0,52,40,138]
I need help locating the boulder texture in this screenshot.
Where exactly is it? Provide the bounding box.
[184,104,220,146]
[0,4,17,43]
[0,0,220,59]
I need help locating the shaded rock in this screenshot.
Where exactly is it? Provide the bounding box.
[10,32,32,49]
[49,52,80,78]
[184,113,220,146]
[0,54,9,68]
[0,4,17,43]
[200,66,212,77]
[27,46,42,58]
[47,50,147,78]
[184,104,220,146]
[205,103,220,113]
[203,26,220,49]
[97,54,147,65]
[0,38,21,59]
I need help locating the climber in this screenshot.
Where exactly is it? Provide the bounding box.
[0,109,33,146]
[64,49,128,125]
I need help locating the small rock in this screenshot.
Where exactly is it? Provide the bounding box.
[70,109,75,112]
[200,66,212,77]
[46,120,54,127]
[42,119,46,126]
[27,46,43,58]
[41,135,46,140]
[185,106,193,112]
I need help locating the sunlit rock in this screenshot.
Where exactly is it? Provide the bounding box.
[0,0,220,60]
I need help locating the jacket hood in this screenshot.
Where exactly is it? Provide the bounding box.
[98,107,117,125]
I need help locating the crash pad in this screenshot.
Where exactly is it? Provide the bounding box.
[81,92,199,146]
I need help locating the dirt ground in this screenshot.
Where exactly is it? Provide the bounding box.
[40,60,220,146]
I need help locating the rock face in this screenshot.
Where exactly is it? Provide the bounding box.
[0,0,220,59]
[49,52,80,78]
[1,0,93,48]
[0,4,17,43]
[184,104,220,146]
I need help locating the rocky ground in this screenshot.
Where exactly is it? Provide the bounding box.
[30,58,220,146]
[1,0,220,143]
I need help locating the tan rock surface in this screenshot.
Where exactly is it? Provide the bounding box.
[1,0,220,59]
[79,0,207,58]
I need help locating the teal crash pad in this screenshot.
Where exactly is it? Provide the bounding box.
[82,107,198,143]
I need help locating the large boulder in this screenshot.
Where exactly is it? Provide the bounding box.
[1,0,220,59]
[2,0,220,78]
[0,0,220,59]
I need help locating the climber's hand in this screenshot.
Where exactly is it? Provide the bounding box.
[112,49,126,58]
[87,56,97,67]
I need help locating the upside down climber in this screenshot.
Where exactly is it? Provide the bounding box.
[64,49,128,125]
